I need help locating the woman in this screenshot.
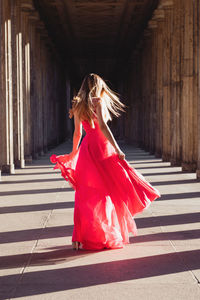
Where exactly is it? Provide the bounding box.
[50,73,160,251]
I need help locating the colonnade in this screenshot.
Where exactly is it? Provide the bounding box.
[123,0,200,179]
[0,0,70,180]
[1,0,200,181]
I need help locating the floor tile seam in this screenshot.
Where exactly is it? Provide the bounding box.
[159,221,200,287]
[150,204,200,286]
[9,180,66,299]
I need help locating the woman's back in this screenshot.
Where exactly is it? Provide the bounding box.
[81,111,114,161]
[81,98,104,133]
[82,97,111,131]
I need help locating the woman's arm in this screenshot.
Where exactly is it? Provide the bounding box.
[72,110,82,152]
[95,98,125,160]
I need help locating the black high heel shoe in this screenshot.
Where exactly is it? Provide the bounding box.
[72,241,81,250]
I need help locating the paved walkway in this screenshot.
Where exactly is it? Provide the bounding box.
[0,141,200,300]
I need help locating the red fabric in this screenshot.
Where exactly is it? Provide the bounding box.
[50,117,161,250]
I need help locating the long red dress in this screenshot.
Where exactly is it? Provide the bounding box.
[50,113,161,250]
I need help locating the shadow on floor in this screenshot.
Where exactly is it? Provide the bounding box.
[158,192,200,201]
[1,212,199,244]
[130,228,200,243]
[0,247,96,270]
[10,171,59,176]
[135,212,200,228]
[132,160,163,164]
[1,249,200,298]
[0,201,74,214]
[23,166,53,169]
[150,179,198,186]
[0,225,74,244]
[142,171,185,176]
[1,178,64,184]
[135,165,173,170]
[0,187,74,196]
[1,228,200,271]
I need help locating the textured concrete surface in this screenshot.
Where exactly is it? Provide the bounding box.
[0,141,200,300]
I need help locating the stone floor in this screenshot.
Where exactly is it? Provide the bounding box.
[0,141,200,300]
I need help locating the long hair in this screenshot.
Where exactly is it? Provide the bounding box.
[69,73,126,126]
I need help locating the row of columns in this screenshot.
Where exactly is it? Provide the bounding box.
[123,0,200,179]
[0,0,71,180]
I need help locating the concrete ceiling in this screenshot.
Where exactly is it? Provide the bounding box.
[34,0,158,79]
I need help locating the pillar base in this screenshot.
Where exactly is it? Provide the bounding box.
[196,169,200,180]
[149,149,155,155]
[43,146,48,153]
[182,162,197,172]
[170,159,181,167]
[39,150,44,156]
[25,155,32,164]
[155,151,162,158]
[144,146,150,152]
[15,159,25,168]
[1,164,15,174]
[162,154,170,162]
[32,152,39,160]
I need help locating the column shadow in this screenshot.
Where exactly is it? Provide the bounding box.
[1,249,200,299]
[150,179,198,186]
[130,228,200,243]
[0,201,74,214]
[142,171,184,176]
[135,212,200,228]
[0,225,74,244]
[0,187,74,196]
[1,178,63,184]
[0,247,96,270]
[132,161,163,164]
[0,229,199,270]
[1,212,199,244]
[136,165,174,170]
[158,192,200,201]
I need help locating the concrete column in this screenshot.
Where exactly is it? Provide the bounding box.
[142,30,152,151]
[0,0,15,174]
[152,8,165,158]
[29,12,40,159]
[41,38,48,153]
[0,1,3,179]
[36,30,44,156]
[66,76,73,139]
[148,20,158,155]
[169,0,182,166]
[133,46,143,145]
[124,47,142,145]
[181,0,197,171]
[24,31,32,162]
[161,0,173,162]
[14,0,25,168]
[193,0,198,171]
[21,2,34,163]
[196,0,200,179]
[140,30,151,150]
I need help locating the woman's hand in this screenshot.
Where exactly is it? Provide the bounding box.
[115,148,125,160]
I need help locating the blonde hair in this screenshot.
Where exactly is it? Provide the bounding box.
[69,73,126,126]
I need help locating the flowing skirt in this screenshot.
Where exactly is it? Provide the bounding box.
[50,133,161,250]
